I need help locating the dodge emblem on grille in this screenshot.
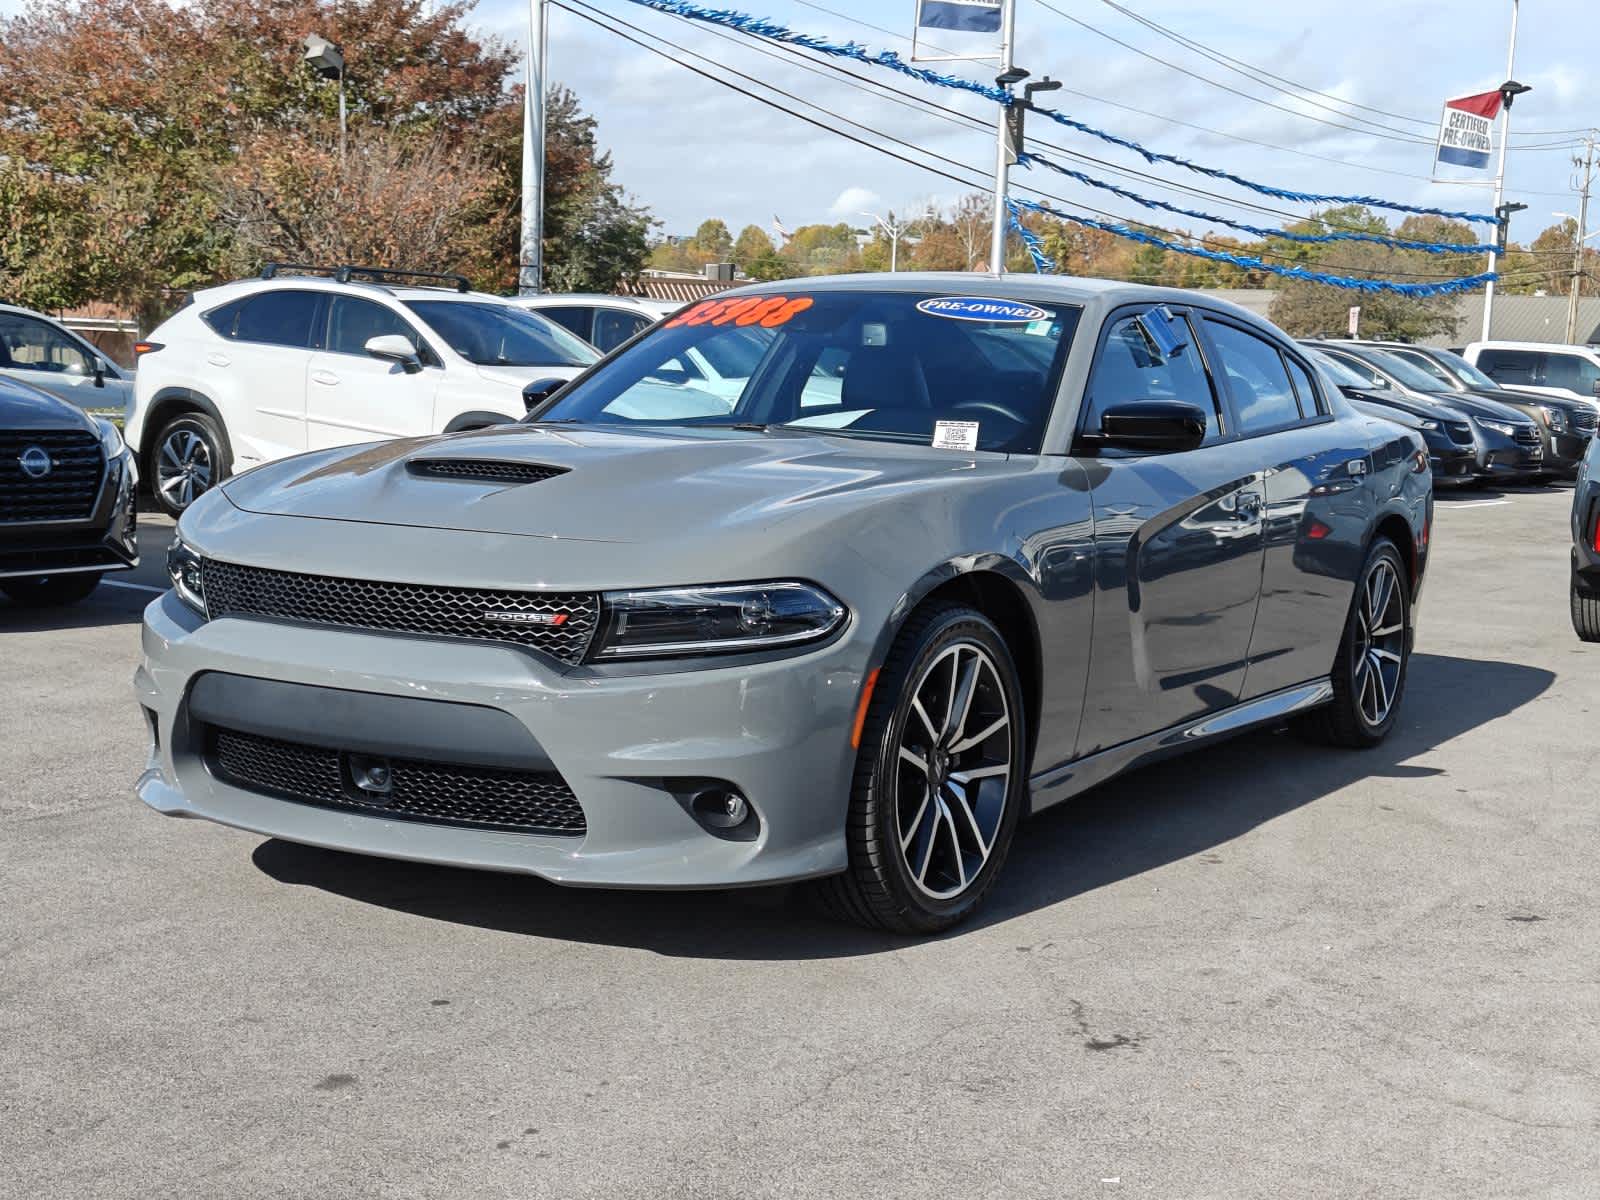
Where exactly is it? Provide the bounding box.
[480,610,569,626]
[18,445,52,479]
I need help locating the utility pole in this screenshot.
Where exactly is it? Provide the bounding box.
[518,0,548,295]
[988,0,1019,275]
[1481,0,1524,341]
[861,211,917,271]
[1566,134,1597,343]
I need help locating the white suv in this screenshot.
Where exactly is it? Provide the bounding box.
[127,266,598,515]
[1461,340,1600,410]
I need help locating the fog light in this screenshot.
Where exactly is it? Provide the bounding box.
[692,788,749,830]
[348,754,393,796]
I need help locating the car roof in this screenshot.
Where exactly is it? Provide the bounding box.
[1465,339,1600,353]
[186,276,511,308]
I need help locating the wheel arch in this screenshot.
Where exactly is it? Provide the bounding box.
[878,558,1045,770]
[1372,509,1417,587]
[140,388,232,477]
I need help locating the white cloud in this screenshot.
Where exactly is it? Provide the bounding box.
[829,186,884,218]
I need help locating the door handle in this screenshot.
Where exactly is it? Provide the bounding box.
[311,371,340,386]
[206,353,230,368]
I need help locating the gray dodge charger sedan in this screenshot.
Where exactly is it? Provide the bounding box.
[134,275,1432,933]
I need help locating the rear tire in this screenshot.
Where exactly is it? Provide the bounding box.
[1296,537,1410,749]
[1,572,102,607]
[1573,574,1600,642]
[151,412,230,518]
[811,603,1026,935]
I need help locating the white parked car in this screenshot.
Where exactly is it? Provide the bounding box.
[127,267,598,515]
[0,303,134,416]
[509,293,678,353]
[1461,340,1600,410]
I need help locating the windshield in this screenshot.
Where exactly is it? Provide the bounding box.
[1433,349,1498,389]
[1362,349,1451,393]
[533,290,1081,454]
[1386,348,1458,388]
[405,301,598,368]
[1309,349,1375,389]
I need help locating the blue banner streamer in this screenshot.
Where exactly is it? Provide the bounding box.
[1018,153,1499,254]
[617,0,1501,228]
[1008,206,1056,272]
[1009,197,1497,297]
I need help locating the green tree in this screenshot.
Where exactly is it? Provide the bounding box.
[690,219,734,262]
[732,224,776,268]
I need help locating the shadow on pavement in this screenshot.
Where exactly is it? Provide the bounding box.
[252,652,1553,960]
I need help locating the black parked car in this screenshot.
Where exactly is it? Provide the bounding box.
[1575,436,1600,641]
[1,375,139,605]
[1366,342,1593,476]
[1313,342,1544,484]
[1305,348,1478,484]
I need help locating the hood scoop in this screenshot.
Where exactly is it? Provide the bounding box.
[406,458,568,485]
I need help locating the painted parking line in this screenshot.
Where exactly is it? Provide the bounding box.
[1440,499,1512,509]
[101,580,166,595]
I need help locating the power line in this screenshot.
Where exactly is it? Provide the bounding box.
[1030,0,1435,146]
[569,1,1519,282]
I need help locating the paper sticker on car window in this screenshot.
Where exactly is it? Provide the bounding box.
[916,296,1049,323]
[665,295,814,329]
[932,420,980,451]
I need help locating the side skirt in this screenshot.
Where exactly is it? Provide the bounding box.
[1025,678,1333,815]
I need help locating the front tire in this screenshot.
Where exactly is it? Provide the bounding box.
[1,572,102,607]
[151,412,229,517]
[812,604,1026,935]
[1297,537,1411,748]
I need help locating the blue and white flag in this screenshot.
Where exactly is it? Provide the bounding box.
[917,0,1003,34]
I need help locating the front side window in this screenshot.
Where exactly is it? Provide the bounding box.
[0,313,94,375]
[327,297,424,359]
[233,291,323,349]
[1476,349,1538,386]
[1318,350,1384,389]
[535,290,1081,454]
[405,301,598,368]
[1202,320,1302,434]
[1541,352,1600,394]
[1084,310,1220,444]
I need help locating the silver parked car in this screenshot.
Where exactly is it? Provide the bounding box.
[134,275,1431,933]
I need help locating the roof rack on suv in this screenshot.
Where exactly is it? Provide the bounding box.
[259,263,472,293]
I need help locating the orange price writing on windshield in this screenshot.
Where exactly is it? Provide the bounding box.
[665,295,814,329]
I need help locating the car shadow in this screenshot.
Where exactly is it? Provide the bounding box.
[251,652,1553,960]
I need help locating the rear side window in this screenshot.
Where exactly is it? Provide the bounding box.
[593,309,650,353]
[202,299,246,338]
[1476,348,1539,385]
[1540,352,1600,395]
[231,291,322,349]
[1203,320,1302,434]
[1284,356,1324,417]
[1085,311,1222,444]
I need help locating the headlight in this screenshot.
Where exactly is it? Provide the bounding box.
[95,416,125,458]
[1540,406,1567,432]
[1479,418,1516,437]
[1419,419,1440,430]
[166,533,207,616]
[594,581,846,659]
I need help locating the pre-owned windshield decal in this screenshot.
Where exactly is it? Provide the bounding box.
[665,295,814,329]
[916,296,1048,323]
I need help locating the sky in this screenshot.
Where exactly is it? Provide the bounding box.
[465,0,1598,249]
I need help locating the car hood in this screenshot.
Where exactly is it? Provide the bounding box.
[1413,388,1528,423]
[219,422,1021,543]
[1456,385,1585,416]
[0,377,97,431]
[1341,387,1463,423]
[473,363,587,391]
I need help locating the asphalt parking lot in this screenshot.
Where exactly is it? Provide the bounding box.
[3,486,1597,1199]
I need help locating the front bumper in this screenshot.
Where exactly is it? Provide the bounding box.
[133,589,867,889]
[1424,440,1478,484]
[0,451,139,579]
[1474,435,1543,480]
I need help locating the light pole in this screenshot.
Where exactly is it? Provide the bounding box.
[303,35,346,160]
[860,211,913,271]
[988,0,1019,275]
[1481,0,1526,341]
[518,0,549,295]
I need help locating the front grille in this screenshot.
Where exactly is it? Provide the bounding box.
[1572,408,1598,437]
[200,559,599,663]
[209,727,587,836]
[1514,424,1541,449]
[407,458,568,484]
[0,430,103,523]
[1445,420,1475,446]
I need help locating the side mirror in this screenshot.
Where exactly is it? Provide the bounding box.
[364,334,422,374]
[1091,400,1208,453]
[92,358,107,387]
[1591,378,1600,397]
[522,377,567,413]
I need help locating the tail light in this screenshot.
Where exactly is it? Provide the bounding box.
[1592,508,1600,554]
[132,341,164,357]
